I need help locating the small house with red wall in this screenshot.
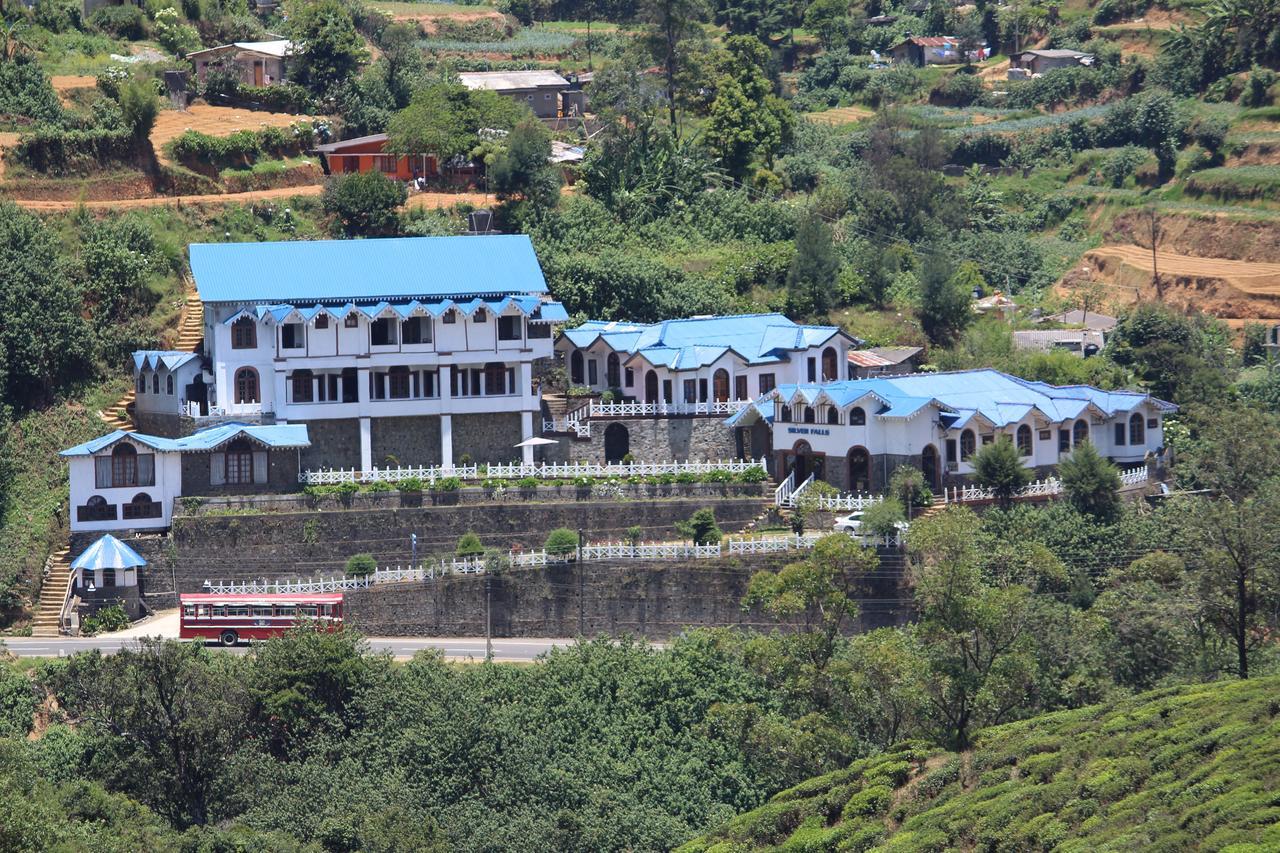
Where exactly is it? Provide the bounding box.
[313,133,440,182]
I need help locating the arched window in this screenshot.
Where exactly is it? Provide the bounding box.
[292,369,314,403]
[850,407,866,426]
[570,350,584,385]
[112,444,138,486]
[166,374,174,395]
[606,353,621,389]
[234,367,259,404]
[1016,424,1033,457]
[231,317,257,349]
[827,407,839,425]
[960,429,976,460]
[123,491,159,520]
[779,404,791,423]
[821,347,838,381]
[712,369,730,403]
[1129,412,1145,445]
[1073,419,1089,447]
[224,438,254,485]
[152,372,160,394]
[137,373,146,394]
[803,406,816,424]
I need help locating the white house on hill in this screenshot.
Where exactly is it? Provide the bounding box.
[728,369,1174,493]
[149,235,569,472]
[556,314,860,407]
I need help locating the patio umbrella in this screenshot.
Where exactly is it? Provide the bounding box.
[71,534,147,572]
[514,436,559,448]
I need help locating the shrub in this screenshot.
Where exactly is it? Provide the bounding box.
[933,72,985,107]
[323,171,406,237]
[80,604,130,636]
[89,4,147,39]
[1241,66,1277,108]
[676,508,721,545]
[398,476,424,493]
[12,125,136,175]
[739,466,768,483]
[364,480,393,493]
[862,497,906,537]
[701,468,734,483]
[436,476,461,492]
[517,476,539,489]
[456,532,484,557]
[544,528,578,556]
[118,79,159,139]
[345,553,377,577]
[626,525,643,546]
[335,480,360,496]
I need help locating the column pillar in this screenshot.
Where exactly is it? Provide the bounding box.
[521,411,534,465]
[518,362,533,405]
[441,414,454,469]
[439,365,452,404]
[359,417,372,472]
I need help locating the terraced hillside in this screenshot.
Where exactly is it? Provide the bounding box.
[678,677,1280,852]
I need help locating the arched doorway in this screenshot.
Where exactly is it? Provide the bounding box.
[570,351,584,385]
[921,444,940,491]
[848,447,870,493]
[822,346,838,381]
[604,423,630,462]
[712,369,730,402]
[644,370,659,403]
[790,441,813,480]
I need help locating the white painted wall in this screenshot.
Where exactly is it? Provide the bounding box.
[68,444,182,533]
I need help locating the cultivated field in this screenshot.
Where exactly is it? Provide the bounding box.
[150,104,312,164]
[1084,244,1280,317]
[806,105,874,125]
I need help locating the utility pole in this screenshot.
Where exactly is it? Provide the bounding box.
[577,526,585,637]
[1146,206,1162,302]
[484,576,493,662]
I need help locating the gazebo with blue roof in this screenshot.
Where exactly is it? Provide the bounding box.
[71,533,148,620]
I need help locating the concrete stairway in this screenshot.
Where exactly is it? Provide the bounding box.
[99,389,136,432]
[30,547,72,637]
[173,284,204,353]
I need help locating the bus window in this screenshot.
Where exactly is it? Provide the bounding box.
[274,605,296,617]
[228,606,249,617]
[298,605,318,617]
[252,606,274,617]
[183,605,196,617]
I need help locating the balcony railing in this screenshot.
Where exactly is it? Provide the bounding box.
[587,400,750,418]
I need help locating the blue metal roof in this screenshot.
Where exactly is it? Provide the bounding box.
[72,535,147,571]
[61,424,311,456]
[769,370,1174,428]
[190,236,549,304]
[563,314,855,370]
[133,351,201,373]
[223,295,566,325]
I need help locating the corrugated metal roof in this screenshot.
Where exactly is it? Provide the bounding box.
[563,314,856,370]
[133,351,200,372]
[190,236,548,304]
[458,70,569,91]
[847,350,894,368]
[771,369,1174,428]
[188,39,293,59]
[61,424,311,456]
[313,133,389,153]
[72,535,147,571]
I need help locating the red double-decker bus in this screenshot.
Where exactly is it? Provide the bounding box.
[179,593,344,646]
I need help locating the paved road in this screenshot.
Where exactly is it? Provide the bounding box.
[1,635,576,662]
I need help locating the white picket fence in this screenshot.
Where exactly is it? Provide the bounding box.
[204,531,903,593]
[776,472,881,512]
[300,458,766,486]
[587,400,750,418]
[942,466,1148,504]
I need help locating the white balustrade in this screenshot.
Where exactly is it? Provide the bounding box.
[301,458,766,486]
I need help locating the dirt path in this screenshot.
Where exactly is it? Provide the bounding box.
[1086,245,1280,294]
[807,105,874,125]
[50,75,97,91]
[14,185,501,211]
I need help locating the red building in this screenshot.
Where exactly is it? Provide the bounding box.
[314,133,441,182]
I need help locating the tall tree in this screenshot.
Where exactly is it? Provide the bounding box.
[785,209,838,320]
[639,0,710,131]
[492,119,564,215]
[387,83,527,161]
[285,0,367,96]
[918,252,973,347]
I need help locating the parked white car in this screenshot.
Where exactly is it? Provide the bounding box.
[833,512,908,537]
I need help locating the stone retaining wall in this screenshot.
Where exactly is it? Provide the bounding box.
[343,550,910,640]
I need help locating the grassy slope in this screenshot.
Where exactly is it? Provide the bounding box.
[678,677,1280,852]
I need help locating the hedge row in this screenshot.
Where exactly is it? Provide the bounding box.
[10,125,137,175]
[167,122,319,171]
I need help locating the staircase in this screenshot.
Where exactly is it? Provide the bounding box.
[173,283,204,353]
[31,547,72,637]
[912,501,946,522]
[99,389,136,432]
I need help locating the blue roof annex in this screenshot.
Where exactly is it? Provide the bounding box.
[61,423,311,456]
[561,314,856,370]
[727,369,1176,428]
[190,235,549,304]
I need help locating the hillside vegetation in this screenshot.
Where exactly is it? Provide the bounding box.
[679,676,1280,852]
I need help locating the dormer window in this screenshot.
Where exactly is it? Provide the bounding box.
[281,323,305,349]
[344,313,359,329]
[473,308,487,323]
[315,314,329,330]
[443,310,457,324]
[370,318,398,346]
[231,316,257,349]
